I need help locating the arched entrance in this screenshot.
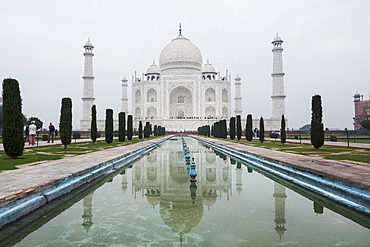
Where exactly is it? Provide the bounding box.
[169,86,193,119]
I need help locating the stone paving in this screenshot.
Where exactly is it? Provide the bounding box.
[0,137,168,209]
[197,136,370,191]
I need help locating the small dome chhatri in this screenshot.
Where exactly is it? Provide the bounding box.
[202,60,216,74]
[84,38,93,48]
[146,61,160,75]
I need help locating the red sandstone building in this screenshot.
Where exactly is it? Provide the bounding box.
[353,93,370,130]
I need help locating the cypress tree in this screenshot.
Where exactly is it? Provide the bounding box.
[118,112,125,142]
[91,105,98,143]
[154,125,158,136]
[281,115,286,145]
[127,115,133,140]
[311,95,324,149]
[229,117,236,140]
[105,109,113,144]
[2,78,24,158]
[222,119,227,138]
[138,121,143,139]
[236,115,242,140]
[60,97,72,151]
[259,116,265,143]
[245,114,253,142]
[145,122,151,138]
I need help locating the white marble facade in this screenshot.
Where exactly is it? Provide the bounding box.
[80,31,287,132]
[132,32,231,132]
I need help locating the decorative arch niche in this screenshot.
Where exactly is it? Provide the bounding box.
[147,88,157,102]
[147,107,157,119]
[222,89,228,102]
[135,90,141,103]
[205,106,216,118]
[169,86,193,118]
[205,88,216,102]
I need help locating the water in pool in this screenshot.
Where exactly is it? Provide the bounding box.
[2,137,370,246]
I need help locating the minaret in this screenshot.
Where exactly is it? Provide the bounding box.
[234,74,243,116]
[81,38,95,130]
[82,192,94,232]
[271,33,286,120]
[273,182,287,239]
[121,76,128,114]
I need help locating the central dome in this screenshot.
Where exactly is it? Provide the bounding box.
[159,34,202,72]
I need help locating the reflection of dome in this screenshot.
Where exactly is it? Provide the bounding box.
[147,152,157,163]
[159,199,203,235]
[146,189,160,206]
[203,190,217,207]
[145,62,160,75]
[159,33,202,72]
[206,153,216,164]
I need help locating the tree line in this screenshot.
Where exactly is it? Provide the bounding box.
[198,95,331,150]
[1,78,166,159]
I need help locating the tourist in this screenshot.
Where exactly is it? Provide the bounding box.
[24,124,29,142]
[47,122,55,143]
[29,121,37,145]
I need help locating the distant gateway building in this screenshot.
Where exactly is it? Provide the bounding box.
[80,28,286,132]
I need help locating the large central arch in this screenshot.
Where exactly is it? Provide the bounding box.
[169,86,193,118]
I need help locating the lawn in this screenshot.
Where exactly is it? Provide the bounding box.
[224,137,370,164]
[0,137,158,171]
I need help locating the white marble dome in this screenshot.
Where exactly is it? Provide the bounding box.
[202,62,216,74]
[159,34,202,72]
[146,63,160,75]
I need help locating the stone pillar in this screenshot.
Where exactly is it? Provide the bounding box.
[234,74,243,116]
[81,38,95,130]
[121,76,128,114]
[271,34,286,120]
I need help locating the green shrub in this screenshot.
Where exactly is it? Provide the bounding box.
[330,136,337,142]
[42,135,48,141]
[72,132,81,139]
[294,135,299,139]
[270,132,279,138]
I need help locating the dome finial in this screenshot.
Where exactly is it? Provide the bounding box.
[179,22,182,34]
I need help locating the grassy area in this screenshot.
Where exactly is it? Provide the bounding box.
[0,137,158,171]
[223,137,370,164]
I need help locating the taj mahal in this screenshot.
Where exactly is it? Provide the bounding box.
[80,26,286,132]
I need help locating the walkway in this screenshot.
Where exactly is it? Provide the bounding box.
[197,136,370,191]
[0,137,168,209]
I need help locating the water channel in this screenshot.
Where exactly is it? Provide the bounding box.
[1,137,369,246]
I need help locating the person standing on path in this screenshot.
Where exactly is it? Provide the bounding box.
[29,121,37,145]
[24,124,29,142]
[47,122,55,143]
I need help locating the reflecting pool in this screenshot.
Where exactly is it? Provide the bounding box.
[2,137,370,246]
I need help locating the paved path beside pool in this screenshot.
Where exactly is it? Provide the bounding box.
[196,136,370,191]
[0,137,168,209]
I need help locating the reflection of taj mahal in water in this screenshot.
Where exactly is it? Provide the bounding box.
[81,138,292,240]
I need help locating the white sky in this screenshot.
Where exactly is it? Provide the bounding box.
[1,0,369,130]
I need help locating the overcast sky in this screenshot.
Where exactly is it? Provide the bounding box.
[1,0,369,130]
